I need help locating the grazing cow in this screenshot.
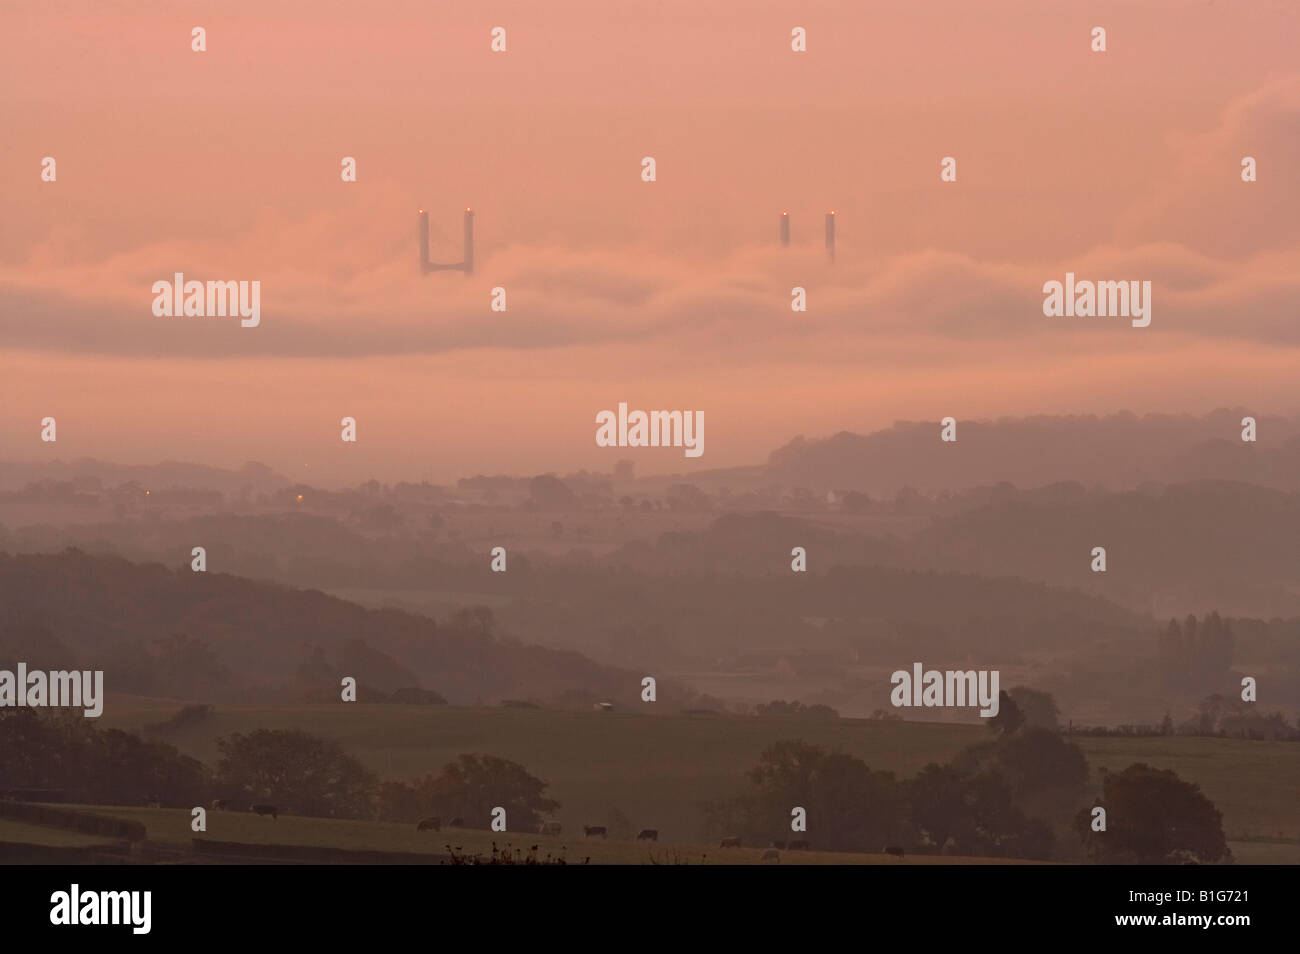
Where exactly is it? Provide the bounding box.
[582,825,607,838]
[539,821,562,835]
[719,836,741,848]
[636,829,658,842]
[761,848,781,863]
[211,799,226,810]
[770,840,787,850]
[416,817,441,832]
[883,845,905,858]
[448,817,464,828]
[250,803,278,819]
[788,839,810,850]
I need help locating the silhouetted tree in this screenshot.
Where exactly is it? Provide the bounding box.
[418,754,559,832]
[907,761,1056,859]
[971,728,1088,795]
[907,763,969,852]
[0,709,208,807]
[1074,763,1229,863]
[86,729,209,807]
[216,729,375,819]
[1007,687,1059,730]
[741,740,907,851]
[988,691,1024,735]
[960,770,1054,858]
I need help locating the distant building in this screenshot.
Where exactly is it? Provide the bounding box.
[614,459,635,481]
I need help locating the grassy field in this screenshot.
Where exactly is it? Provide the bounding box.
[0,818,120,848]
[74,805,1032,865]
[106,704,978,844]
[99,702,1300,859]
[1076,735,1300,843]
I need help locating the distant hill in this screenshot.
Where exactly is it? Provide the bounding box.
[0,549,678,709]
[599,484,1300,619]
[908,479,1300,619]
[766,409,1300,494]
[485,528,1150,678]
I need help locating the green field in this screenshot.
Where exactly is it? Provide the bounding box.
[74,805,1028,865]
[106,703,978,844]
[0,818,121,849]
[1075,735,1300,844]
[100,702,1300,860]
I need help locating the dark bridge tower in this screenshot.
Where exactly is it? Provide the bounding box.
[780,211,790,247]
[825,211,836,263]
[418,209,430,270]
[464,208,474,276]
[417,207,473,275]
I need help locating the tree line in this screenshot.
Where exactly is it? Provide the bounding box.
[1,692,1232,863]
[0,708,558,831]
[703,689,1230,863]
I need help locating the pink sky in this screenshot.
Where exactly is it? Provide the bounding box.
[2,0,1298,483]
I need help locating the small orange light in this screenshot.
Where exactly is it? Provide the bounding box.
[297,494,303,502]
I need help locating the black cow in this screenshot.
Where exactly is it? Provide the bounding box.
[719,836,741,848]
[417,817,441,832]
[448,817,465,828]
[583,825,608,838]
[250,803,278,819]
[636,829,658,841]
[883,845,905,858]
